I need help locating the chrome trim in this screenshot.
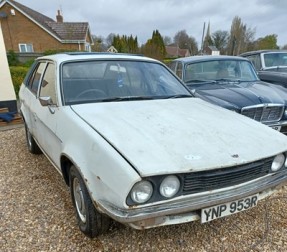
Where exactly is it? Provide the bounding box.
[97,172,287,224]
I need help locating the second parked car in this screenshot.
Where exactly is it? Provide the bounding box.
[170,55,287,135]
[240,50,287,88]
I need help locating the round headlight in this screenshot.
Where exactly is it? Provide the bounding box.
[159,175,180,198]
[271,154,285,172]
[130,181,153,204]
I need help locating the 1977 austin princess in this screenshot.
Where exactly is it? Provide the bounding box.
[19,53,287,238]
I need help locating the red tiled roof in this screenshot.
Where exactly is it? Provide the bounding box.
[166,46,190,58]
[46,22,89,41]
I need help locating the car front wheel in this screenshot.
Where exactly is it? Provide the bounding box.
[69,165,111,238]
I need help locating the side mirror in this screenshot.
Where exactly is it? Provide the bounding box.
[39,96,53,106]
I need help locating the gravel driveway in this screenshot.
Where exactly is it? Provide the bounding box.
[1,127,287,251]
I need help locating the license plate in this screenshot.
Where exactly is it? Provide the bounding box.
[201,194,258,223]
[271,126,281,131]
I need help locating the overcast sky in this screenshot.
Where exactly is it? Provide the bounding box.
[18,0,287,47]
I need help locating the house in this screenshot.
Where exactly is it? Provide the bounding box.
[107,46,118,53]
[165,45,190,58]
[0,0,93,54]
[203,46,220,56]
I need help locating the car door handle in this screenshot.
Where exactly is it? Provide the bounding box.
[48,106,56,114]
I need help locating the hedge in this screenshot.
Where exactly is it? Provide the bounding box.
[9,66,29,97]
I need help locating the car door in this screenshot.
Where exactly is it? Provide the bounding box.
[21,62,47,137]
[33,62,62,168]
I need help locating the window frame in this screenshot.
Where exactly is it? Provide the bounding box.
[19,43,34,53]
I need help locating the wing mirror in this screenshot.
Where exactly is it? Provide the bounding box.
[39,96,56,114]
[39,96,53,106]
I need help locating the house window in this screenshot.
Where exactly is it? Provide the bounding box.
[19,43,34,53]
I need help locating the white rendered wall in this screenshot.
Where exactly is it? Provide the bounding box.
[0,21,16,102]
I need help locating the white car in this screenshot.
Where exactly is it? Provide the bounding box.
[19,53,287,238]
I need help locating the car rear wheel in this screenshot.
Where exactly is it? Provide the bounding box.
[69,165,111,238]
[24,123,42,154]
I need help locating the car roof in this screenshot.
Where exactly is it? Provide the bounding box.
[172,55,249,64]
[36,52,160,63]
[240,50,287,56]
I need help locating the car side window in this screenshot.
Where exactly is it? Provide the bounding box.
[27,62,46,95]
[247,55,261,71]
[169,61,176,72]
[175,62,183,79]
[39,63,57,105]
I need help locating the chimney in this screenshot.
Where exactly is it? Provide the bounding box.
[56,10,63,23]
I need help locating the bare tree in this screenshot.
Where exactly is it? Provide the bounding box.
[174,30,189,48]
[227,16,255,55]
[212,30,229,54]
[173,30,198,55]
[91,35,106,52]
[163,36,172,45]
[106,33,116,47]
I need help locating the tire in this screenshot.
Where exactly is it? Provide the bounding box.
[69,165,111,238]
[24,123,42,154]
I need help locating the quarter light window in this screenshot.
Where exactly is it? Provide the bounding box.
[40,63,57,105]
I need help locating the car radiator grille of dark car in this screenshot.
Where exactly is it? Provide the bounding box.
[182,157,273,195]
[241,105,284,122]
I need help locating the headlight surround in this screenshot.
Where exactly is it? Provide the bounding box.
[130,180,153,204]
[159,175,180,198]
[271,154,285,172]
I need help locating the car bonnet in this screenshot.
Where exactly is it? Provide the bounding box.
[191,80,287,108]
[71,98,287,176]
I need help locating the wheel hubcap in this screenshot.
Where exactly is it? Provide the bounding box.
[73,178,86,223]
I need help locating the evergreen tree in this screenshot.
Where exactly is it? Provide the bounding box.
[142,30,166,60]
[112,34,139,53]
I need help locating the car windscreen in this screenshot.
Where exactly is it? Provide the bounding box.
[184,60,259,83]
[61,60,192,105]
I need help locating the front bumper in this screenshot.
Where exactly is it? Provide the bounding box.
[265,120,287,134]
[97,171,287,229]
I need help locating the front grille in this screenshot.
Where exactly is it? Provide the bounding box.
[241,105,284,122]
[182,157,273,195]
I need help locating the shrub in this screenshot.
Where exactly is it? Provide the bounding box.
[44,49,76,55]
[9,66,29,97]
[7,50,20,66]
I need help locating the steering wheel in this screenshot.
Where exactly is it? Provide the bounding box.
[76,89,107,99]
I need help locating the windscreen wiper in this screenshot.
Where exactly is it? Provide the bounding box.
[186,79,217,84]
[215,78,241,83]
[97,96,156,102]
[163,94,193,99]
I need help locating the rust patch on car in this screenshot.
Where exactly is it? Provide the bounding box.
[128,204,138,209]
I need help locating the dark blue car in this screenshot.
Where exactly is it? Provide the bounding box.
[170,55,287,135]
